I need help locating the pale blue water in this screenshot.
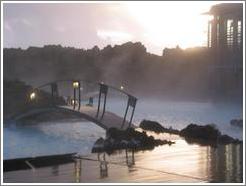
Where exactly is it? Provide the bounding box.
[3,99,243,160]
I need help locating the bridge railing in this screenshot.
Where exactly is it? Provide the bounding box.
[29,80,137,129]
[96,83,137,128]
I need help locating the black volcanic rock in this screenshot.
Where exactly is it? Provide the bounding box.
[180,124,220,141]
[139,120,180,134]
[92,127,174,153]
[91,137,105,153]
[180,123,242,145]
[139,120,242,146]
[140,120,165,133]
[218,134,241,144]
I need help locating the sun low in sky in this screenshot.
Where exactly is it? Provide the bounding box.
[3,1,219,55]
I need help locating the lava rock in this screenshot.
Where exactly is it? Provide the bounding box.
[180,123,242,145]
[180,124,221,141]
[140,120,165,133]
[139,120,180,134]
[218,135,241,144]
[92,127,175,153]
[91,137,105,153]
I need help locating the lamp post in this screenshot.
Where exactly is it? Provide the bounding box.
[30,92,36,100]
[72,81,80,110]
[73,81,79,89]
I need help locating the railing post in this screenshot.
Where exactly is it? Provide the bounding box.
[51,84,54,98]
[129,105,136,128]
[50,83,54,106]
[97,83,108,119]
[78,82,81,111]
[96,90,101,118]
[101,91,107,119]
[128,96,137,128]
[73,85,76,110]
[51,83,58,106]
[121,102,129,129]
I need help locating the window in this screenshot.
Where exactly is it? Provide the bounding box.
[208,22,212,48]
[216,23,220,46]
[226,19,233,48]
[237,21,242,47]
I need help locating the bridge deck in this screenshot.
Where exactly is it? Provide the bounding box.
[14,105,134,130]
[58,105,133,130]
[14,81,137,130]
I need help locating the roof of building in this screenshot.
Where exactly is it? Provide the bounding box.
[204,3,243,17]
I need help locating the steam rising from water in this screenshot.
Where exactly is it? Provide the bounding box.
[3,99,242,160]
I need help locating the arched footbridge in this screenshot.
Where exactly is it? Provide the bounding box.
[13,80,138,130]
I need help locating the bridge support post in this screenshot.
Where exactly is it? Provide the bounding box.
[129,104,136,128]
[96,91,101,118]
[51,83,58,105]
[51,84,54,98]
[121,103,129,129]
[96,83,108,119]
[73,85,76,110]
[101,90,107,119]
[78,82,81,111]
[121,95,137,129]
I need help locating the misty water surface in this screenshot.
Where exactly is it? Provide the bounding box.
[3,99,242,159]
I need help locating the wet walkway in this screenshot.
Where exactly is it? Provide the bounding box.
[3,134,243,183]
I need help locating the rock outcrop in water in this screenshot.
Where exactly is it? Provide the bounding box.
[139,120,179,134]
[180,124,219,140]
[92,127,175,153]
[139,120,242,146]
[180,124,242,145]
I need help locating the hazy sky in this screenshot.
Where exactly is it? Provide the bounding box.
[3,1,219,55]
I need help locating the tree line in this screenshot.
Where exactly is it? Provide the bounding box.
[3,42,242,101]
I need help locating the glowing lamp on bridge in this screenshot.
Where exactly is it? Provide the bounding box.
[72,99,77,105]
[73,81,79,88]
[30,92,36,100]
[120,86,124,90]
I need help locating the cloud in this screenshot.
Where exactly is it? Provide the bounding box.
[4,18,33,32]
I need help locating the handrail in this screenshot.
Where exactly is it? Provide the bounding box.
[33,79,137,100]
[29,79,137,128]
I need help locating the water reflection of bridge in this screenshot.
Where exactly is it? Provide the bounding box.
[13,80,137,130]
[74,149,136,182]
[3,143,242,183]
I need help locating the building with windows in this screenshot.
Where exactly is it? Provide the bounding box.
[207,3,243,66]
[206,3,243,99]
[207,4,242,49]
